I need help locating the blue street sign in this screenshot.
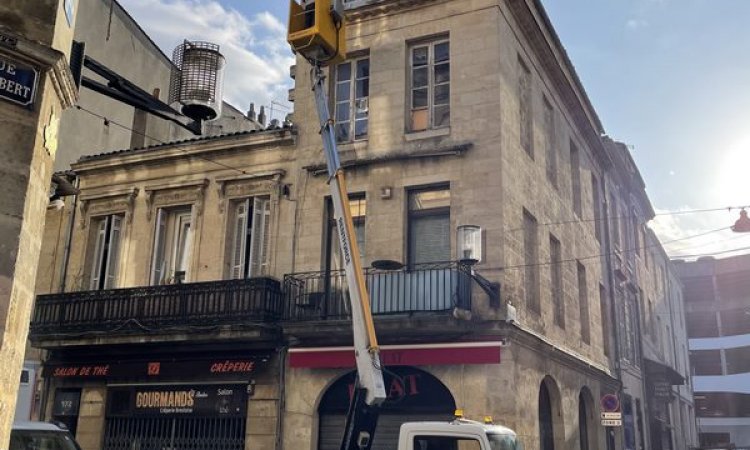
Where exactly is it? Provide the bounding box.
[0,56,38,107]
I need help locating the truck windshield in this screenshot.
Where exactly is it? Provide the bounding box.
[487,433,523,450]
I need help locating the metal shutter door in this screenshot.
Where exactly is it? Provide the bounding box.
[319,413,451,450]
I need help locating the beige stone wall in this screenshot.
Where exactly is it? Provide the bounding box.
[0,0,77,441]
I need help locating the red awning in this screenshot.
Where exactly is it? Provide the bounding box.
[289,341,503,368]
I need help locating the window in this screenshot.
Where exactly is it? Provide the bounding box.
[543,96,557,187]
[228,197,270,279]
[550,234,564,328]
[610,195,621,249]
[325,195,366,271]
[686,311,719,338]
[720,307,750,336]
[409,39,450,131]
[20,369,29,384]
[700,433,731,447]
[408,186,450,265]
[524,209,540,313]
[591,174,601,242]
[599,284,610,356]
[518,56,533,157]
[577,261,590,344]
[151,206,193,284]
[570,140,581,216]
[87,214,123,290]
[621,289,639,364]
[690,349,722,376]
[413,436,480,450]
[725,346,750,374]
[632,211,641,256]
[334,57,369,142]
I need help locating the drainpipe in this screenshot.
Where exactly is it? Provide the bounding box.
[275,346,287,450]
[58,174,79,293]
[601,183,625,450]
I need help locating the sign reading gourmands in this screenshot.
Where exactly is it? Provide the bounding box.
[0,56,38,107]
[107,384,248,417]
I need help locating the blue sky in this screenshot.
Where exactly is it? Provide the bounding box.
[120,0,750,257]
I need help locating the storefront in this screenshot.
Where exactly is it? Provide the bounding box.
[43,350,273,450]
[289,341,503,450]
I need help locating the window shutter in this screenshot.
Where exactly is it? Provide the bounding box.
[174,213,193,280]
[103,215,122,289]
[410,214,450,264]
[150,209,168,285]
[249,197,270,277]
[230,200,249,279]
[89,217,108,290]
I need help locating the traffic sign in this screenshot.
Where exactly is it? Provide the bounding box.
[600,394,620,412]
[601,412,622,420]
[601,419,622,427]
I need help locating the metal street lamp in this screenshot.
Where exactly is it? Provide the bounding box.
[732,209,750,233]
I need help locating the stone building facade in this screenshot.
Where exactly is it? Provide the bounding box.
[27,1,694,450]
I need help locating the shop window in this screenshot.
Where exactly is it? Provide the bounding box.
[227,197,270,279]
[409,38,450,131]
[690,349,722,376]
[334,56,369,143]
[151,206,193,284]
[87,214,123,290]
[408,186,450,265]
[725,346,750,374]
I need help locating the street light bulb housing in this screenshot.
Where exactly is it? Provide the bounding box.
[457,225,482,265]
[732,209,750,233]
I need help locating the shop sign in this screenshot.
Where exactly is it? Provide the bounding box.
[601,419,622,427]
[45,357,262,381]
[653,380,672,399]
[319,366,455,414]
[107,384,247,417]
[0,56,38,107]
[52,390,81,417]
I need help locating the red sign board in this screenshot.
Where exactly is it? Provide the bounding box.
[289,342,502,369]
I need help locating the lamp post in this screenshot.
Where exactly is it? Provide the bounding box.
[732,209,750,233]
[456,225,500,308]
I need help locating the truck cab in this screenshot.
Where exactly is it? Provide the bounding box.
[398,419,523,450]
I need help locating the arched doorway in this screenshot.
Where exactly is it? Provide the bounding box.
[317,367,456,450]
[539,376,563,450]
[578,388,596,450]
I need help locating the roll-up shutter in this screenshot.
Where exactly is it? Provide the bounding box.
[319,413,451,450]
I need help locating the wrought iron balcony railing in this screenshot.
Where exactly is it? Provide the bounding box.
[30,277,282,338]
[283,261,472,321]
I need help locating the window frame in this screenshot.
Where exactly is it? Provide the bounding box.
[150,205,194,285]
[550,233,564,328]
[227,196,271,279]
[334,55,370,143]
[88,214,123,290]
[518,55,533,158]
[408,37,450,132]
[407,184,451,266]
[523,208,540,314]
[324,193,366,272]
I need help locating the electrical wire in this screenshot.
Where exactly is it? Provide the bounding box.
[76,105,251,175]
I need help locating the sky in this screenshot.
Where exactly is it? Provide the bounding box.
[119,0,750,259]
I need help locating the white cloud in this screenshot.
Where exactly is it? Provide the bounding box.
[649,207,750,260]
[626,18,648,29]
[120,0,294,121]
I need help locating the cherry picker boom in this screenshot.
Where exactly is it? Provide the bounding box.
[287,2,522,450]
[288,1,386,450]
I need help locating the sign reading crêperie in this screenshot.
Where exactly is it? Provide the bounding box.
[0,55,38,107]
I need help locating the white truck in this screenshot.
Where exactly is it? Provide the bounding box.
[287,2,523,449]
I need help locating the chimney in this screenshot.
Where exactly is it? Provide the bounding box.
[258,106,267,127]
[247,103,256,121]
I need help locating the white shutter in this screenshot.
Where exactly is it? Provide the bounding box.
[230,200,249,279]
[150,209,168,285]
[103,215,122,289]
[175,213,193,280]
[248,197,270,277]
[89,217,108,290]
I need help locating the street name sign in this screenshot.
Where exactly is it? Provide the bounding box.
[0,55,38,107]
[601,412,622,420]
[601,419,622,427]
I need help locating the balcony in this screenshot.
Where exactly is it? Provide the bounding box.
[283,261,472,321]
[29,277,282,342]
